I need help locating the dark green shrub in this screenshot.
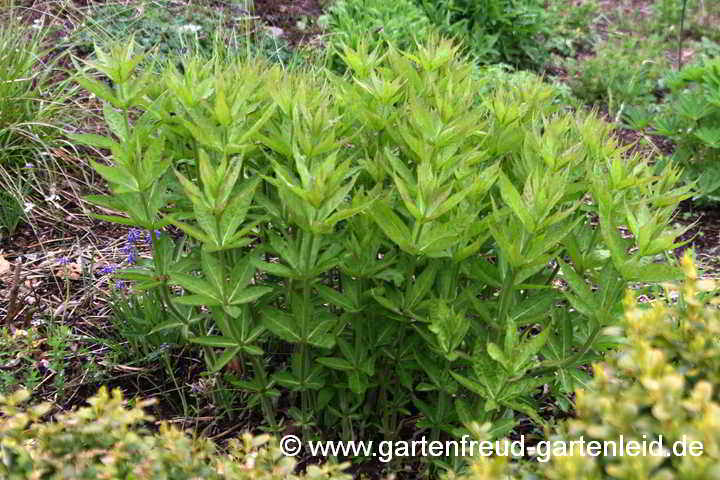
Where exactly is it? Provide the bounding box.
[69,37,691,463]
[563,35,668,116]
[650,0,720,43]
[413,0,554,68]
[647,58,720,203]
[454,252,720,478]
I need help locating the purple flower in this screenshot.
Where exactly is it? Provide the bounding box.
[122,228,162,263]
[115,280,126,289]
[123,238,138,264]
[127,228,145,245]
[145,229,162,245]
[99,265,117,275]
[57,257,70,265]
[125,247,138,265]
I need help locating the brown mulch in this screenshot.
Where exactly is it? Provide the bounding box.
[672,203,720,275]
[252,0,326,46]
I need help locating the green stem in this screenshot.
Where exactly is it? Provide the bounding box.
[545,249,566,286]
[340,391,353,442]
[159,282,188,330]
[497,269,516,325]
[163,350,188,417]
[411,221,422,248]
[250,355,277,427]
[529,325,602,376]
[585,225,600,257]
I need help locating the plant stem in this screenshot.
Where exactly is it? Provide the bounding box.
[250,355,277,427]
[497,268,516,325]
[163,350,189,417]
[530,325,602,374]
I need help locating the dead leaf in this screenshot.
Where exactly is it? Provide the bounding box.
[0,255,11,277]
[114,364,148,372]
[53,262,82,280]
[0,358,21,370]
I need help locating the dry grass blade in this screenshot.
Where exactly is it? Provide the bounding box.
[2,258,28,327]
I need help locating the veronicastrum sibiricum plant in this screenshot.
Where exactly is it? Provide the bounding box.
[70,36,693,464]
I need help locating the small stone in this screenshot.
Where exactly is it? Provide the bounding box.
[266,26,284,38]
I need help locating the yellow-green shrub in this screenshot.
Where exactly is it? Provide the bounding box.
[455,252,720,479]
[0,387,350,479]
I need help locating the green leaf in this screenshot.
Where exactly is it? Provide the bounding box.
[262,308,302,343]
[509,293,556,325]
[406,263,438,310]
[251,257,297,279]
[228,286,274,305]
[103,103,128,141]
[620,261,683,282]
[497,173,534,232]
[316,357,355,371]
[90,160,139,193]
[369,202,413,251]
[214,77,231,127]
[273,371,302,390]
[242,345,264,356]
[148,320,185,335]
[415,351,446,390]
[306,317,338,349]
[487,342,509,370]
[201,250,225,299]
[502,398,545,426]
[348,371,367,394]
[113,269,156,281]
[315,284,361,313]
[169,272,223,303]
[557,258,594,303]
[66,132,117,150]
[209,346,243,373]
[514,325,552,371]
[166,218,212,244]
[173,294,223,306]
[76,77,119,106]
[450,372,489,398]
[189,336,238,348]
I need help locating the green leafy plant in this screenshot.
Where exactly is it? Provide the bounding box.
[649,0,719,44]
[73,0,298,66]
[324,0,433,72]
[0,16,73,166]
[69,37,692,466]
[75,1,227,58]
[0,189,24,237]
[545,0,599,59]
[453,251,720,479]
[563,35,669,117]
[413,0,555,68]
[0,324,72,397]
[0,13,83,236]
[643,57,720,202]
[110,287,183,355]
